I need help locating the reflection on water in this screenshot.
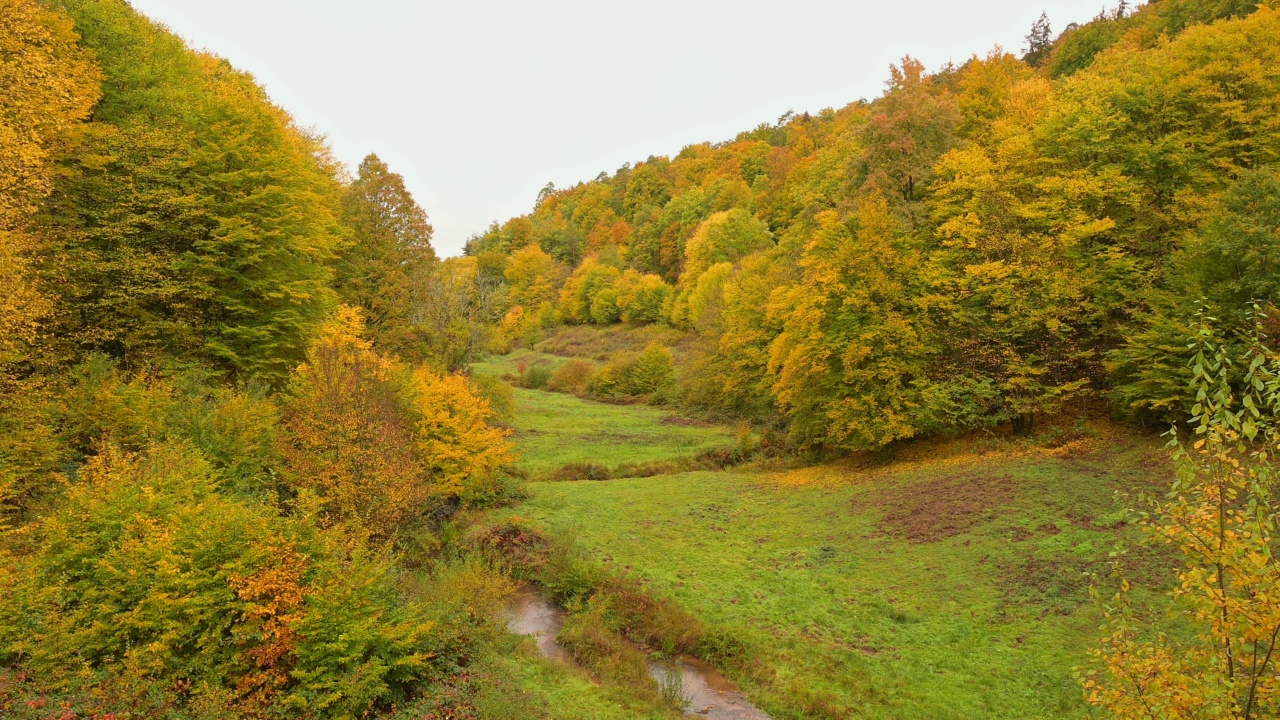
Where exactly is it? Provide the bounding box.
[507,589,773,720]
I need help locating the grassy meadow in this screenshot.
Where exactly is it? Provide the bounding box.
[478,348,1183,719]
[473,349,737,476]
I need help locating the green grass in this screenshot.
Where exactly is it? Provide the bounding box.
[480,641,674,720]
[473,352,737,476]
[509,436,1180,720]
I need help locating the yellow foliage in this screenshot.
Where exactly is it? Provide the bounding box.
[408,367,514,497]
[0,0,101,374]
[1085,326,1280,718]
[282,306,426,537]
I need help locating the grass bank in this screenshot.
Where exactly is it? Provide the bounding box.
[507,431,1180,719]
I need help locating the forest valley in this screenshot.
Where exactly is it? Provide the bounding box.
[4,0,1280,718]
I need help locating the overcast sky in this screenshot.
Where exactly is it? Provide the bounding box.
[126,0,1120,256]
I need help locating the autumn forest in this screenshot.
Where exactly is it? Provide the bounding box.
[3,0,1280,718]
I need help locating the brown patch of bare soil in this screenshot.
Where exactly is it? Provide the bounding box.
[659,415,711,427]
[873,473,1019,543]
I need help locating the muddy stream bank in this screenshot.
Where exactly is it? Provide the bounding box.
[507,590,772,720]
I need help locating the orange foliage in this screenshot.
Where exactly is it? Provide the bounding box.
[229,539,310,704]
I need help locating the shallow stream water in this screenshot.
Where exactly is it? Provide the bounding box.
[507,589,773,720]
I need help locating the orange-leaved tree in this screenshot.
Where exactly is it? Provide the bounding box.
[1084,308,1280,719]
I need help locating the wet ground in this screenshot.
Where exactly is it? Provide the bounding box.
[507,589,772,720]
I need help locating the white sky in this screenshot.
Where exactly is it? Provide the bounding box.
[125,0,1121,256]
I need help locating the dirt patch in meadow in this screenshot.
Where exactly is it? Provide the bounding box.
[872,472,1019,542]
[660,415,712,427]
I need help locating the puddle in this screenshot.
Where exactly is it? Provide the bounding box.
[506,589,570,662]
[507,589,773,719]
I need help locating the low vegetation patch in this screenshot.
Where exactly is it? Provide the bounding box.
[872,472,1020,542]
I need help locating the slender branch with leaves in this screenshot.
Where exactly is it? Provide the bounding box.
[1085,305,1280,719]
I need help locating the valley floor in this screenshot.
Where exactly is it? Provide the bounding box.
[479,351,1182,720]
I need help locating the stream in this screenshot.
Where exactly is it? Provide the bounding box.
[507,589,773,720]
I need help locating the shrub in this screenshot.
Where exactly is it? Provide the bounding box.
[547,358,596,394]
[596,575,703,655]
[1,442,443,719]
[466,516,551,578]
[629,344,677,399]
[523,363,552,389]
[590,344,677,401]
[468,374,516,425]
[557,599,656,692]
[545,461,610,481]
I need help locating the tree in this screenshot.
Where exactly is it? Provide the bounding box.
[558,257,621,324]
[406,367,513,499]
[768,197,931,449]
[504,243,566,310]
[410,256,507,371]
[680,209,774,287]
[862,57,960,204]
[1023,12,1054,67]
[280,306,425,538]
[35,0,346,386]
[336,154,437,359]
[615,269,674,324]
[0,0,100,377]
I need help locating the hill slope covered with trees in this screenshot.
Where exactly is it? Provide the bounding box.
[467,0,1280,451]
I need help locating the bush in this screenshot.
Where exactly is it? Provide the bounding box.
[596,575,703,655]
[524,363,552,389]
[469,374,516,425]
[588,344,677,401]
[1,442,443,719]
[629,344,677,398]
[465,516,551,578]
[558,599,657,691]
[547,359,596,394]
[514,359,553,389]
[545,461,610,481]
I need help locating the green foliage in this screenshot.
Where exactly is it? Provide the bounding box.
[469,373,517,425]
[39,0,345,387]
[474,6,1280,449]
[1,441,442,718]
[1047,12,1138,79]
[588,345,677,401]
[1110,168,1280,421]
[679,209,773,287]
[614,270,673,324]
[559,257,620,325]
[336,154,437,360]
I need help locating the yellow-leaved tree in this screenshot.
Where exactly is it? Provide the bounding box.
[1085,309,1280,719]
[282,306,512,537]
[281,306,422,537]
[408,368,513,498]
[0,0,101,518]
[0,0,100,371]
